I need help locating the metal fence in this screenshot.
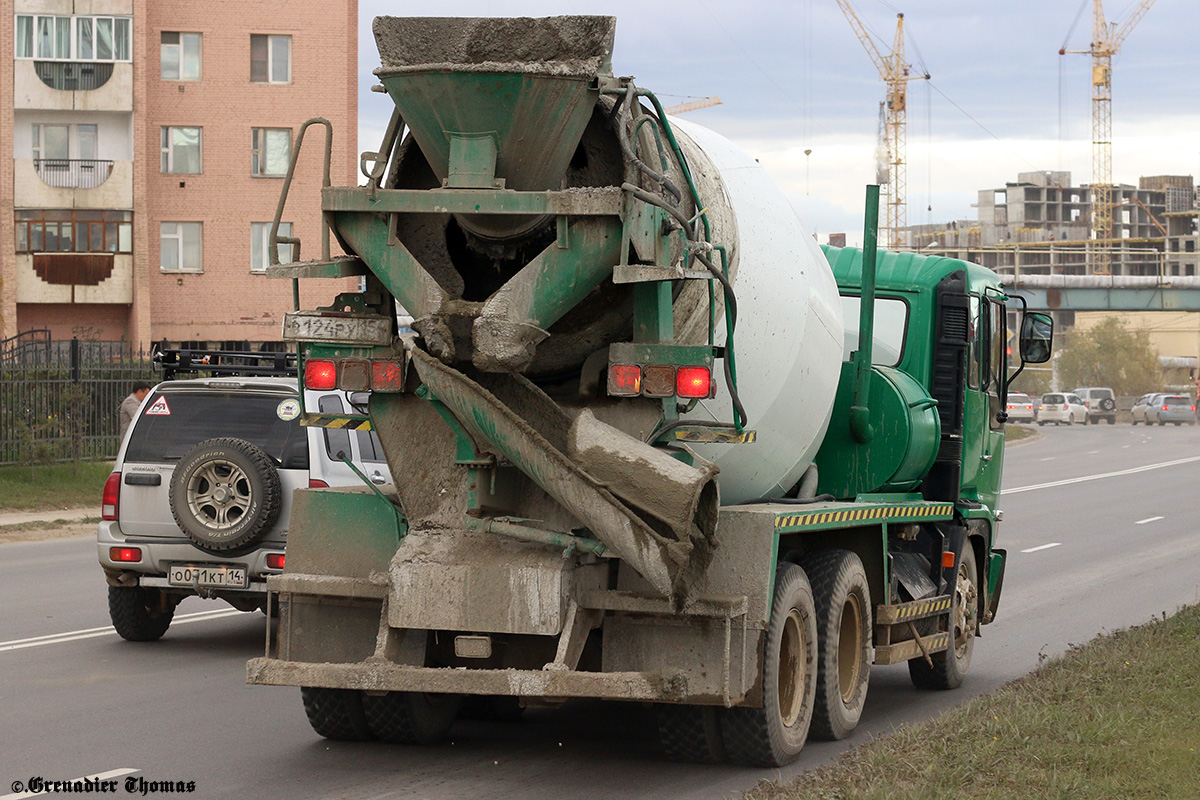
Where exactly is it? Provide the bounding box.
[0,336,157,465]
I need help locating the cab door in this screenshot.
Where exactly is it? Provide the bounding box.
[960,294,1006,510]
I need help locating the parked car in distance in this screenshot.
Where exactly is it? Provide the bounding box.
[1130,393,1162,425]
[98,350,393,642]
[1143,394,1196,426]
[1005,392,1036,423]
[1071,387,1117,425]
[1037,392,1088,425]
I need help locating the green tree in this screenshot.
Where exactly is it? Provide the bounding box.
[1055,316,1161,396]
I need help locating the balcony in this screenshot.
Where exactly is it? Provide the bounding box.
[33,159,114,189]
[14,60,132,111]
[14,159,133,208]
[34,61,114,91]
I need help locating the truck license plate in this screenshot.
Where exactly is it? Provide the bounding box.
[282,312,392,346]
[168,564,249,589]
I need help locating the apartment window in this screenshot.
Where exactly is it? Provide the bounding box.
[251,128,291,177]
[251,222,294,273]
[15,15,131,61]
[15,210,132,254]
[32,123,97,160]
[250,35,291,83]
[161,222,203,272]
[161,32,201,80]
[161,127,201,174]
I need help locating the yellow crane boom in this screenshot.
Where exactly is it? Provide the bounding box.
[836,1,929,250]
[663,96,723,115]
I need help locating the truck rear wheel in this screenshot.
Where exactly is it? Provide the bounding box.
[361,691,462,745]
[909,544,978,690]
[300,687,373,741]
[655,704,726,763]
[721,563,817,767]
[800,549,871,741]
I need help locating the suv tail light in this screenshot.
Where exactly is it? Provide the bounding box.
[109,547,141,563]
[102,472,120,520]
[266,553,285,570]
[308,479,329,488]
[304,359,337,390]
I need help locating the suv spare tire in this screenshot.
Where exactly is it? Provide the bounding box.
[169,437,282,554]
[1099,397,1116,411]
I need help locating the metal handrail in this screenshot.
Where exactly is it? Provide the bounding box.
[32,159,114,189]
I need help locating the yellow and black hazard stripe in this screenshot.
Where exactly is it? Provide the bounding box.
[774,503,954,531]
[876,595,953,625]
[299,413,373,431]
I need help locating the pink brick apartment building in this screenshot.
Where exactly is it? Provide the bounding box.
[2,0,358,351]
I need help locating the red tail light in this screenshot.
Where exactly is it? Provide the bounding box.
[102,472,120,520]
[266,553,285,570]
[304,359,337,390]
[308,479,329,488]
[608,364,642,396]
[371,360,405,391]
[677,366,712,399]
[1162,405,1169,411]
[109,547,141,563]
[1062,404,1068,410]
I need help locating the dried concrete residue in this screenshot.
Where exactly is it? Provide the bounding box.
[373,16,616,76]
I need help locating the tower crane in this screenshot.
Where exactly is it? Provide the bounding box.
[1060,0,1156,274]
[836,1,929,249]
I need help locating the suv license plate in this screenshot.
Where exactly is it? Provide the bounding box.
[168,564,249,589]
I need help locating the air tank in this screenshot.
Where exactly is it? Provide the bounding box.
[365,16,843,505]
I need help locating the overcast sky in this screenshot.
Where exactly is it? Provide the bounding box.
[354,1,1198,242]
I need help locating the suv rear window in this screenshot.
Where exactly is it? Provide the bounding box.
[125,391,309,468]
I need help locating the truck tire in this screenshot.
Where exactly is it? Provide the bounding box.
[108,585,175,641]
[799,549,871,741]
[721,563,817,767]
[300,687,373,741]
[909,544,978,690]
[361,691,462,745]
[169,438,282,554]
[655,704,726,763]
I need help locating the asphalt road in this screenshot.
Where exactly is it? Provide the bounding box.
[3,423,1199,800]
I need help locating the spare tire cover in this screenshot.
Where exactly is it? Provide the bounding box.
[169,437,283,554]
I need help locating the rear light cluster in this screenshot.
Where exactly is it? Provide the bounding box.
[304,358,405,392]
[607,364,714,399]
[102,472,120,520]
[266,553,285,570]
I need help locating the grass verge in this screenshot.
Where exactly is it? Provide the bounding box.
[0,518,100,545]
[747,605,1200,800]
[0,461,113,511]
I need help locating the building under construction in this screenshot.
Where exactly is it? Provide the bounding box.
[904,171,1200,279]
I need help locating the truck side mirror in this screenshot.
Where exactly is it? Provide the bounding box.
[1019,313,1053,364]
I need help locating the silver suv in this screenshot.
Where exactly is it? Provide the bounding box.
[1071,387,1117,425]
[98,371,391,641]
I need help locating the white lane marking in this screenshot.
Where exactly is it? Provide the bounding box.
[1021,543,1062,553]
[1123,445,1131,448]
[1135,516,1164,525]
[1039,457,1056,461]
[1,769,139,799]
[0,608,243,653]
[1005,455,1200,494]
[1087,450,1100,454]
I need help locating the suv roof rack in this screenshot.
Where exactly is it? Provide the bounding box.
[155,348,297,381]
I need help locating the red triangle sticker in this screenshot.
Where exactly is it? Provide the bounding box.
[145,396,171,416]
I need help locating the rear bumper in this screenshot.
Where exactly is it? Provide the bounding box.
[246,656,695,703]
[97,519,284,592]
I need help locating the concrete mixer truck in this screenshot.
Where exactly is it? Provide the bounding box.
[245,15,1054,767]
